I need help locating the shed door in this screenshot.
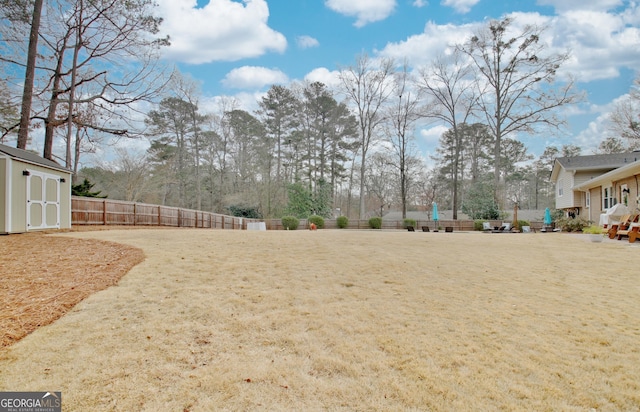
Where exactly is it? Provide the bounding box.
[26,170,60,230]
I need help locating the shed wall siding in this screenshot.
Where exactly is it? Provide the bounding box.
[8,160,71,233]
[0,157,6,233]
[10,159,28,232]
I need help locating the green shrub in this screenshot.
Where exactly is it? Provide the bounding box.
[403,218,416,229]
[228,204,262,219]
[516,220,530,232]
[582,225,604,234]
[368,217,382,229]
[308,215,325,229]
[281,216,300,230]
[556,216,591,232]
[473,220,486,231]
[336,215,349,229]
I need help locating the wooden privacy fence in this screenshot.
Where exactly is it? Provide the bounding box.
[262,219,544,231]
[72,197,249,229]
[72,197,544,231]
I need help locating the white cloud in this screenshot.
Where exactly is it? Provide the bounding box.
[547,8,640,82]
[325,0,396,27]
[376,21,476,66]
[413,0,428,7]
[573,114,612,153]
[440,0,480,14]
[574,94,637,150]
[296,35,320,49]
[304,67,342,88]
[418,124,448,146]
[155,0,287,64]
[221,66,289,89]
[378,6,640,85]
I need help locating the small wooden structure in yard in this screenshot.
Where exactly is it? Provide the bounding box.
[0,144,72,234]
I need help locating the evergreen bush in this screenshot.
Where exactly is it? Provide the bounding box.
[336,216,349,229]
[281,216,300,230]
[72,178,106,198]
[403,218,416,229]
[368,217,382,229]
[473,220,486,231]
[516,220,530,232]
[228,204,262,219]
[308,215,325,229]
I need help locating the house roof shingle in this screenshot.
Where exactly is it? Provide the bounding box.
[555,152,640,171]
[0,143,70,173]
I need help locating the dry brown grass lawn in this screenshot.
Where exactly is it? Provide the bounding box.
[1,228,640,411]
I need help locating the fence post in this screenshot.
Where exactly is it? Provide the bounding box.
[103,199,107,226]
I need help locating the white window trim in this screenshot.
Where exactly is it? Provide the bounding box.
[558,179,564,197]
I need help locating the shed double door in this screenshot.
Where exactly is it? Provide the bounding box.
[26,170,60,230]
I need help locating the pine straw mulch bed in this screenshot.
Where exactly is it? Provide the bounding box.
[1,228,145,348]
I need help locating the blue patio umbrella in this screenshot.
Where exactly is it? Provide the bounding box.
[432,202,439,230]
[544,207,552,226]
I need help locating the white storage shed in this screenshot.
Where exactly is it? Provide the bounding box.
[0,144,72,234]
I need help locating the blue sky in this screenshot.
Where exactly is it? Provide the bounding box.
[148,0,640,163]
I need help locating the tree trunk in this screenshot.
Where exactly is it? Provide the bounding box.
[359,150,366,219]
[17,0,43,149]
[66,14,82,169]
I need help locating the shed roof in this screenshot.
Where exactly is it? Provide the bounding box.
[0,143,70,173]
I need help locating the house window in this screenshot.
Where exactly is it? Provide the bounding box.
[603,186,616,209]
[558,179,564,197]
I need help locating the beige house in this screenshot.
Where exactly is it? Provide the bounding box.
[0,144,72,234]
[550,152,640,224]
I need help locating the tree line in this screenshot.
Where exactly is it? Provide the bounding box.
[1,2,639,220]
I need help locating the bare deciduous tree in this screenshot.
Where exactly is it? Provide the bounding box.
[608,75,640,149]
[338,53,395,219]
[457,17,581,205]
[417,52,476,219]
[385,63,422,219]
[32,0,169,160]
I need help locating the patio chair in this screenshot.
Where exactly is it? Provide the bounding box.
[614,214,640,240]
[628,224,640,243]
[491,222,512,233]
[607,214,632,239]
[482,222,492,232]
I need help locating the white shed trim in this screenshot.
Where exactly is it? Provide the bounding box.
[3,153,11,233]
